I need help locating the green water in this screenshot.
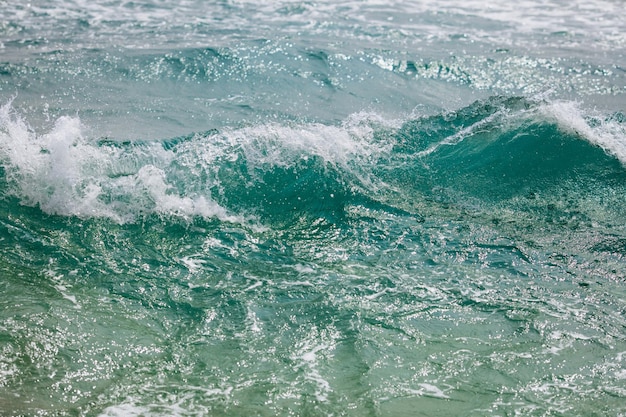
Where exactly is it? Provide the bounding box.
[1,97,626,416]
[1,0,626,415]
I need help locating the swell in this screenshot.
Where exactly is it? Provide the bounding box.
[0,96,625,228]
[386,97,626,201]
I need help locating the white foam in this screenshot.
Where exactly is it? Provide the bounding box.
[0,102,245,224]
[246,305,262,333]
[294,264,315,274]
[44,262,81,309]
[98,385,233,417]
[540,101,626,165]
[178,256,207,273]
[98,403,151,417]
[412,383,450,399]
[2,103,397,224]
[244,280,263,292]
[416,109,505,158]
[364,287,392,300]
[291,330,337,403]
[227,113,394,189]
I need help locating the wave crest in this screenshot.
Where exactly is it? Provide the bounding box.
[1,97,624,226]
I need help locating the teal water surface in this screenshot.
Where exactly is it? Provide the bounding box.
[1,1,626,416]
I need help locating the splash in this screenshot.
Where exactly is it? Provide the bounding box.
[0,102,238,223]
[0,103,395,224]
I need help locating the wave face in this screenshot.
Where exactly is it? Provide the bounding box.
[1,1,626,416]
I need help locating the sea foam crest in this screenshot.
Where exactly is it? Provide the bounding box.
[540,101,626,165]
[0,104,391,223]
[224,111,394,187]
[413,97,626,168]
[0,103,238,223]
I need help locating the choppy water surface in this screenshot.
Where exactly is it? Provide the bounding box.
[1,1,625,416]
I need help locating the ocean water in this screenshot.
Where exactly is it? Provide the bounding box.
[1,0,625,416]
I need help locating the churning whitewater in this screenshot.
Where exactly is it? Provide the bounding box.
[1,0,625,416]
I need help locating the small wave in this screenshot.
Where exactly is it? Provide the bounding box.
[0,103,394,224]
[1,98,624,226]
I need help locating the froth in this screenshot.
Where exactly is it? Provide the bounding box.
[0,104,390,223]
[0,103,238,223]
[540,101,626,165]
[230,112,393,184]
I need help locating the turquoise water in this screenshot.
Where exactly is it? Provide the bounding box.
[1,1,626,416]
